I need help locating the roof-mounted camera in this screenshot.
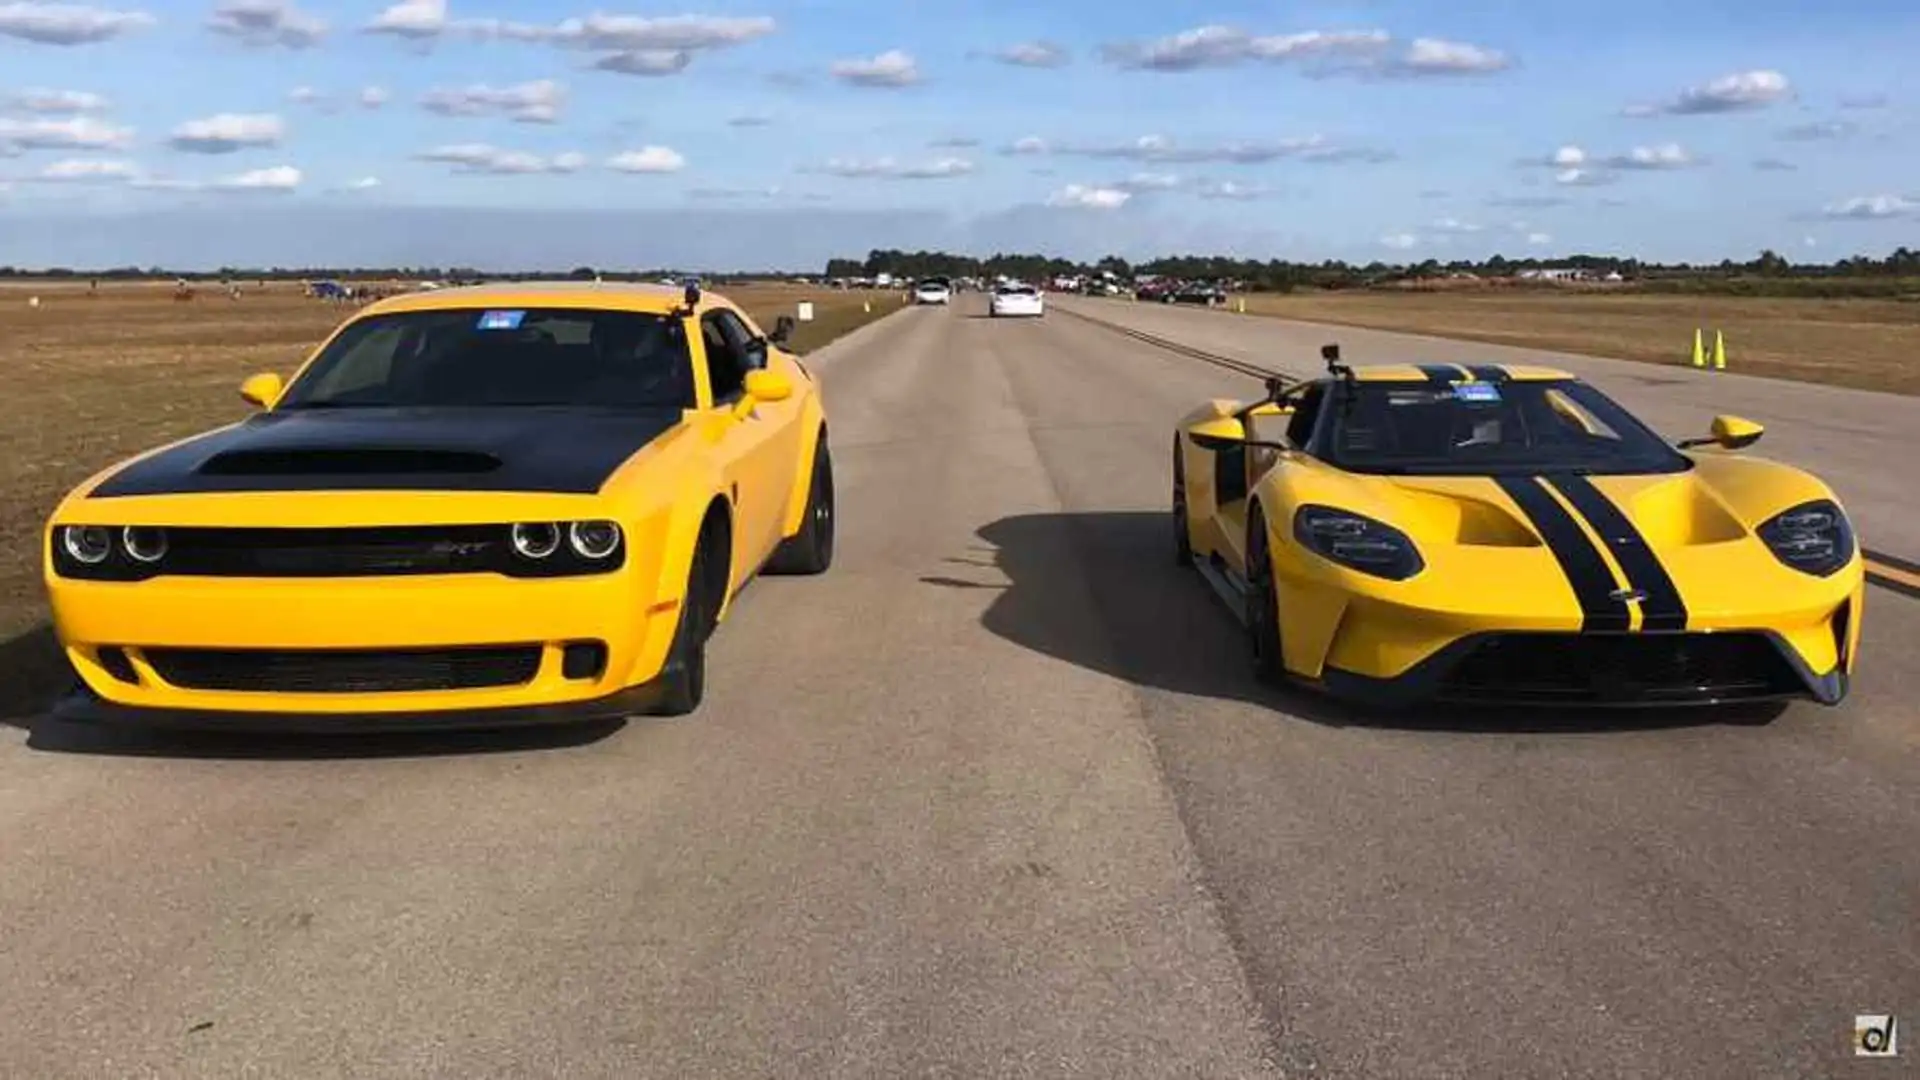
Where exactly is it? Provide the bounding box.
[1322,342,1353,382]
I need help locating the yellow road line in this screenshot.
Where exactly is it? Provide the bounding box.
[1866,557,1920,592]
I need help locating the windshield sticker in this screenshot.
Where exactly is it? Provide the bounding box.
[477,309,526,331]
[1387,389,1451,405]
[1453,382,1502,403]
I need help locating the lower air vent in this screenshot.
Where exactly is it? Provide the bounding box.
[1437,632,1804,704]
[144,645,541,693]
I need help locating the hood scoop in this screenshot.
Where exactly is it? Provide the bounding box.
[198,447,504,477]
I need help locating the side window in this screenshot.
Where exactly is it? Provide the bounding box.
[301,321,408,400]
[715,310,767,371]
[1285,384,1325,449]
[701,312,748,402]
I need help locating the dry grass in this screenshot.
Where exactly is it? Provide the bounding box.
[0,280,898,704]
[1236,290,1920,396]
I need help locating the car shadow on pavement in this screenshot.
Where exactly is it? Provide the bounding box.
[937,511,1787,734]
[0,622,625,759]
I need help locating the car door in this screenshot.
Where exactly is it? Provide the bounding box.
[701,308,799,578]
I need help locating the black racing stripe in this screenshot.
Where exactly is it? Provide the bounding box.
[1415,364,1463,385]
[1494,476,1631,632]
[1546,473,1689,632]
[1464,365,1508,382]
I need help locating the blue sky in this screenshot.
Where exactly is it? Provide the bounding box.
[1,0,1917,269]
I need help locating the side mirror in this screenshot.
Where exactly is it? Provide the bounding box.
[769,315,796,345]
[1680,414,1764,450]
[239,371,284,409]
[1186,415,1248,453]
[743,369,793,403]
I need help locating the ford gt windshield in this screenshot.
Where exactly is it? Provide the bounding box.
[1322,378,1691,476]
[277,307,696,410]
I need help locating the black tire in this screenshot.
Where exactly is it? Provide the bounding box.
[1246,506,1287,686]
[652,535,716,717]
[1172,436,1193,567]
[764,435,835,575]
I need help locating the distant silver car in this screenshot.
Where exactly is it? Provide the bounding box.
[989,283,1044,318]
[913,279,952,305]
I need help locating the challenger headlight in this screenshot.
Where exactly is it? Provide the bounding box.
[1757,499,1854,577]
[52,524,168,580]
[506,520,625,575]
[1292,504,1424,581]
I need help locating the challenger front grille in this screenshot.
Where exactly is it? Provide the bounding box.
[144,645,542,693]
[1436,632,1805,704]
[162,526,504,577]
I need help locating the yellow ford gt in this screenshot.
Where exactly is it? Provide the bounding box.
[43,280,834,730]
[1173,345,1864,710]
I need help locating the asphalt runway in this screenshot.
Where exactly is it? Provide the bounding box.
[2,293,1914,1078]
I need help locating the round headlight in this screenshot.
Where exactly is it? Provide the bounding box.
[510,522,560,558]
[122,526,168,563]
[62,525,113,564]
[568,520,622,559]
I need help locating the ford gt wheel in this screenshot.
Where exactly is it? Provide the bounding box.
[1245,506,1286,685]
[1172,436,1193,567]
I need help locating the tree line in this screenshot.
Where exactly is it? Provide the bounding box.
[828,247,1920,292]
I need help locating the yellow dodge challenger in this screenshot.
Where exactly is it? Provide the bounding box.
[43,280,834,730]
[1173,345,1865,710]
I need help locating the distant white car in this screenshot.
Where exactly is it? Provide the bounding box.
[914,280,952,305]
[989,284,1044,318]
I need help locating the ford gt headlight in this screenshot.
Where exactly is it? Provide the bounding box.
[1292,504,1425,581]
[1757,499,1854,577]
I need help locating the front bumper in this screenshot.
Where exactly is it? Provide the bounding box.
[1315,629,1850,711]
[46,570,682,720]
[48,676,668,732]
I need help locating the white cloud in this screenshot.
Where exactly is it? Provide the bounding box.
[813,155,972,179]
[593,50,690,76]
[5,87,109,112]
[168,113,284,153]
[1118,172,1181,191]
[1429,217,1481,233]
[360,86,389,108]
[1554,167,1614,187]
[688,185,780,199]
[208,0,323,48]
[1379,232,1418,249]
[607,146,685,173]
[0,114,133,150]
[347,175,380,189]
[0,2,155,45]
[1392,37,1512,75]
[548,13,774,50]
[1526,231,1553,245]
[1196,179,1269,200]
[33,156,136,181]
[1047,184,1130,209]
[1013,132,1383,166]
[830,50,920,87]
[218,164,299,190]
[991,40,1067,68]
[1602,143,1698,169]
[416,143,585,175]
[364,0,442,39]
[421,80,564,123]
[1627,69,1791,116]
[1100,25,1510,76]
[1778,120,1854,141]
[288,86,323,104]
[1821,194,1916,220]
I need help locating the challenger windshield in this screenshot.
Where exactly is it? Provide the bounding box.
[1323,378,1691,475]
[277,307,695,410]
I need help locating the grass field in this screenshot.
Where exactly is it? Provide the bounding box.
[1236,290,1920,396]
[0,280,899,719]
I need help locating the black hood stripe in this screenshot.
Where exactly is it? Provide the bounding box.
[1546,474,1689,632]
[1494,476,1631,632]
[1416,364,1464,385]
[1464,365,1508,382]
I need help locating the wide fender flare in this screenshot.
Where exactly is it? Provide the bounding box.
[645,459,736,611]
[779,389,829,539]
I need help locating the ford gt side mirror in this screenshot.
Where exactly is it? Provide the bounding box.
[1679,413,1764,451]
[239,371,284,409]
